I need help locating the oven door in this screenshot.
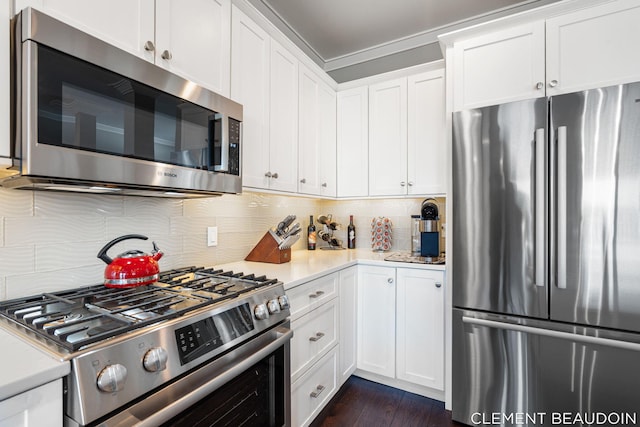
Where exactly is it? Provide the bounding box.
[79,323,292,427]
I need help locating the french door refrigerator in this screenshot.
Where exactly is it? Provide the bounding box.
[452,81,640,426]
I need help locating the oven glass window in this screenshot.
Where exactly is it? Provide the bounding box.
[160,347,286,427]
[37,45,220,171]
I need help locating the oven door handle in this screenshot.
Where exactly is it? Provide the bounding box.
[134,326,293,427]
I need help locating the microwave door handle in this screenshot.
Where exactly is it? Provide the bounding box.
[214,114,229,172]
[534,128,546,288]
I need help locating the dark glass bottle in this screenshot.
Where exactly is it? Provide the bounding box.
[347,215,356,249]
[307,215,316,250]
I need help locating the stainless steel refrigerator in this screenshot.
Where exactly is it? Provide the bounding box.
[452,82,640,426]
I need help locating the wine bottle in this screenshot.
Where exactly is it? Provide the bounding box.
[307,215,316,250]
[347,215,356,249]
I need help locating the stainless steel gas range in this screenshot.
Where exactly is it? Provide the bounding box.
[0,267,292,427]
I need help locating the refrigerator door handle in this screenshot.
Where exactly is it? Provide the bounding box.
[556,126,567,289]
[463,316,640,352]
[534,128,546,287]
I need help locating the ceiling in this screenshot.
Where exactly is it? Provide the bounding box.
[246,0,562,82]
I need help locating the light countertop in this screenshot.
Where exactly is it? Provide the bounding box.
[0,249,444,401]
[0,326,70,401]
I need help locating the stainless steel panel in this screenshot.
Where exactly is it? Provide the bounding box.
[550,82,640,332]
[453,308,640,426]
[452,99,548,318]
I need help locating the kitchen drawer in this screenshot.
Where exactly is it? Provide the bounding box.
[291,298,338,381]
[286,272,338,320]
[291,346,338,427]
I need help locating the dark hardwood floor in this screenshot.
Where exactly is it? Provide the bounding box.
[310,376,466,427]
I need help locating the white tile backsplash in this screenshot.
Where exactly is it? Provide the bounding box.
[0,187,445,300]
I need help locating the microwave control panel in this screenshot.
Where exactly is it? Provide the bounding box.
[228,118,241,176]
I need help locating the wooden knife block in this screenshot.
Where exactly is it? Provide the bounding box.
[245,231,291,264]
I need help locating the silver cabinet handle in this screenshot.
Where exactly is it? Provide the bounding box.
[309,332,325,342]
[387,278,394,284]
[308,290,325,299]
[400,181,406,187]
[161,50,172,60]
[322,183,327,187]
[144,40,155,52]
[272,172,279,179]
[310,384,325,398]
[265,172,272,178]
[300,178,306,184]
[548,79,558,88]
[435,282,442,288]
[535,81,544,90]
[556,126,567,289]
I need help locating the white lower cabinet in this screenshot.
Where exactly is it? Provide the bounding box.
[291,347,338,427]
[357,265,445,393]
[338,266,357,385]
[0,379,63,427]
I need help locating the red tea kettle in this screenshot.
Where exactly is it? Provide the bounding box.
[97,234,163,288]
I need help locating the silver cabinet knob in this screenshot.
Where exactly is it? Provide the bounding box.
[143,347,168,372]
[548,79,558,88]
[144,40,155,52]
[161,50,173,60]
[97,364,127,393]
[254,303,269,320]
[322,183,327,187]
[407,181,414,186]
[400,181,406,187]
[387,278,394,284]
[272,172,279,179]
[300,178,306,184]
[435,282,442,288]
[536,82,544,90]
[265,171,272,178]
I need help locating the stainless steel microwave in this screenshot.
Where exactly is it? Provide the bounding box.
[3,8,242,197]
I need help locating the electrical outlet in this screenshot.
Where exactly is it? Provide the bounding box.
[207,226,218,247]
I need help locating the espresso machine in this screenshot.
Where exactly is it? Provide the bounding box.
[411,198,440,261]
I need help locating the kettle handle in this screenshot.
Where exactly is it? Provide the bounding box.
[97,234,149,265]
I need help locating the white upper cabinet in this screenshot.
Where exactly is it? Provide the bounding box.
[155,0,230,96]
[451,0,640,110]
[452,21,545,111]
[407,69,446,195]
[268,40,299,193]
[1,1,10,165]
[336,87,368,198]
[231,5,270,189]
[15,0,231,96]
[368,78,408,197]
[545,0,640,96]
[298,64,336,197]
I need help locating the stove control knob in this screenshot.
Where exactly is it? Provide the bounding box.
[267,299,281,314]
[97,364,128,393]
[254,303,270,320]
[143,347,168,372]
[278,295,290,310]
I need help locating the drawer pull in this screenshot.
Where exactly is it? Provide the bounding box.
[308,290,325,299]
[309,332,325,342]
[310,384,325,398]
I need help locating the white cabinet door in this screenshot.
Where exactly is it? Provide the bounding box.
[1,1,10,165]
[155,0,230,96]
[368,78,408,196]
[407,69,446,195]
[269,40,298,193]
[231,5,270,189]
[338,266,357,385]
[13,0,155,60]
[317,83,337,197]
[357,265,395,378]
[0,379,63,427]
[396,268,445,390]
[452,21,545,111]
[336,86,368,198]
[546,0,640,96]
[298,65,321,195]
